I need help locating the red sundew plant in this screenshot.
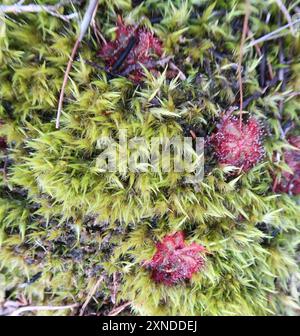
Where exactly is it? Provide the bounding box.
[98,17,163,82]
[274,136,300,195]
[144,232,206,286]
[210,113,265,172]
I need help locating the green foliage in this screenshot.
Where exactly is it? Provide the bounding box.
[0,0,300,315]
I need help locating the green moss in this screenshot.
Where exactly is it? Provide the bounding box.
[0,0,300,315]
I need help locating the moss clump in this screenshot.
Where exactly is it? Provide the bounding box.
[0,0,300,315]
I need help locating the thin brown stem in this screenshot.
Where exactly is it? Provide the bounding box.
[238,0,251,128]
[55,0,99,128]
[107,301,132,316]
[56,38,80,129]
[79,276,103,316]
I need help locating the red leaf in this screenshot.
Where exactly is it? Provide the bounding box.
[144,232,206,285]
[275,136,300,195]
[98,17,163,82]
[210,114,265,172]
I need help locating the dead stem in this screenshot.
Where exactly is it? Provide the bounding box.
[247,18,300,48]
[238,0,251,128]
[55,0,99,129]
[275,0,296,36]
[79,276,104,316]
[9,303,78,316]
[56,38,80,129]
[0,1,78,22]
[107,301,132,316]
[91,0,106,45]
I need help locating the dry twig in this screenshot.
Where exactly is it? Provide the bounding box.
[79,276,103,316]
[9,303,78,316]
[56,0,99,129]
[275,0,296,35]
[0,1,78,22]
[107,301,132,316]
[90,0,106,45]
[237,0,251,127]
[247,18,300,48]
